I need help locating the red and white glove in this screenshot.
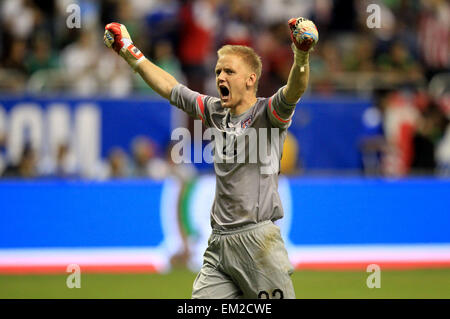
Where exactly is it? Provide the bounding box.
[288,17,318,68]
[104,22,145,70]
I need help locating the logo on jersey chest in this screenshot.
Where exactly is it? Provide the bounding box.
[241,115,253,129]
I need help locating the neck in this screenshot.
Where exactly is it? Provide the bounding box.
[230,94,257,116]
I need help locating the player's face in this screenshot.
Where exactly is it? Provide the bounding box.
[215,54,253,109]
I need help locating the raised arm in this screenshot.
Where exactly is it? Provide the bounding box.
[282,18,319,104]
[103,23,178,100]
[136,59,178,100]
[283,58,310,104]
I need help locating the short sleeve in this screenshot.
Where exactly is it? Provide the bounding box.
[170,84,209,126]
[266,86,298,129]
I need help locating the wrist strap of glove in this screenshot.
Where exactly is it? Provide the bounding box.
[119,38,146,71]
[292,44,309,71]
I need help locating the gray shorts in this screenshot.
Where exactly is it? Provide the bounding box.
[192,220,295,299]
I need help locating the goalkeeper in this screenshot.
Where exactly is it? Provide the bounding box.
[104,17,318,299]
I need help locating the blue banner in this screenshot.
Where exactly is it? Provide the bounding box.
[0,177,449,272]
[0,95,374,173]
[0,180,165,248]
[289,97,374,170]
[0,95,172,161]
[287,178,450,245]
[1,177,449,249]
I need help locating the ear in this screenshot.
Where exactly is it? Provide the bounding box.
[246,73,257,90]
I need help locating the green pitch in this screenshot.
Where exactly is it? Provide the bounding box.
[1,269,449,299]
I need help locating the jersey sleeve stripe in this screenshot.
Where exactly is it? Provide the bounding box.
[269,96,291,124]
[196,94,206,123]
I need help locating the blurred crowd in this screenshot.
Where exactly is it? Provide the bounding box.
[1,0,448,95]
[0,0,449,178]
[1,134,199,181]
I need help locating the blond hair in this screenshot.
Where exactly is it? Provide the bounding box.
[217,45,262,92]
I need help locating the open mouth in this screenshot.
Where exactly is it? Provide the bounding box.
[219,85,230,100]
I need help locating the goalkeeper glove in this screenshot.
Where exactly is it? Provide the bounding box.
[288,17,319,68]
[103,22,145,70]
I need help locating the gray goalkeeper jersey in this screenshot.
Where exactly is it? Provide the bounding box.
[170,84,297,230]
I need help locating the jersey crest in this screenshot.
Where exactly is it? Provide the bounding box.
[241,115,253,129]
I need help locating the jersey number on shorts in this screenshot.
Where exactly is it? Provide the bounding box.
[258,289,284,299]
